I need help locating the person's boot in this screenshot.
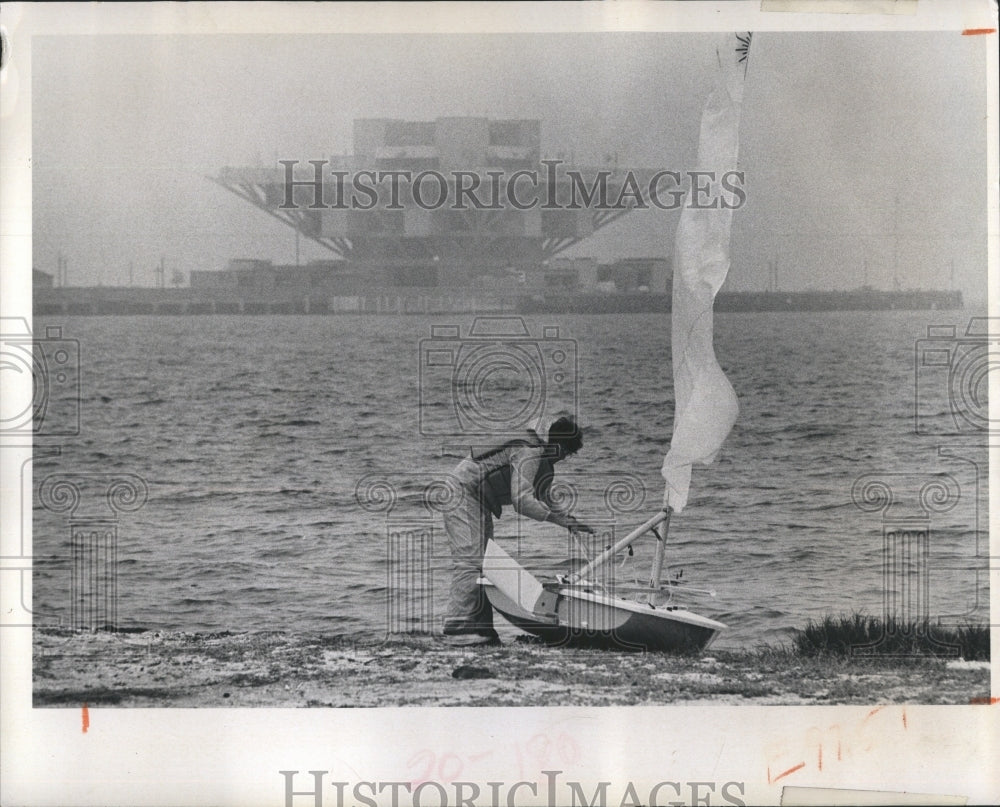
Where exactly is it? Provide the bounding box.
[441,618,501,646]
[442,594,500,646]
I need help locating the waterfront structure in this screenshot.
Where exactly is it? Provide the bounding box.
[209,117,665,290]
[519,288,964,314]
[34,255,667,315]
[33,117,962,315]
[34,266,962,317]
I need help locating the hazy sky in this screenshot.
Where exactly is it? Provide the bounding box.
[32,30,988,299]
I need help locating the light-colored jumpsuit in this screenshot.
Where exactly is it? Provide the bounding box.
[443,435,571,629]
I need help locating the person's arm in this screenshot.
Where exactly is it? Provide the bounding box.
[510,449,591,531]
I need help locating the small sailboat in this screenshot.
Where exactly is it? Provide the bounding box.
[480,33,751,655]
[480,511,726,652]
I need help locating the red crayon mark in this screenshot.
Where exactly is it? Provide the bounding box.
[768,762,806,785]
[81,704,89,733]
[818,744,823,772]
[901,709,907,729]
[864,706,884,721]
[962,28,996,35]
[837,740,842,761]
[969,696,1000,705]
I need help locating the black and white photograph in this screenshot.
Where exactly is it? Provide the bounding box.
[1,2,997,805]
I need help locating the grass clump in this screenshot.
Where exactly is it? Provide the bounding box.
[793,613,989,661]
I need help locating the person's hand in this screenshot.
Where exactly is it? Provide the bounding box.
[566,516,594,535]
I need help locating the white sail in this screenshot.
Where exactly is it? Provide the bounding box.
[661,33,751,512]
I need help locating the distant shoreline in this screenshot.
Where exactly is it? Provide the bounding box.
[33,287,964,316]
[32,628,989,708]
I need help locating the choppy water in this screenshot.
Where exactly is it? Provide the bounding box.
[31,310,990,649]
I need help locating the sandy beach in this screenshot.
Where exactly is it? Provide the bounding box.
[33,628,990,708]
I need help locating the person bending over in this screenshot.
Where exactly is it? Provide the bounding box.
[441,416,593,646]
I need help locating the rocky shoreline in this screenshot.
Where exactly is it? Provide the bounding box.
[32,628,990,708]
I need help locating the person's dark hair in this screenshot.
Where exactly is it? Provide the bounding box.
[547,416,583,457]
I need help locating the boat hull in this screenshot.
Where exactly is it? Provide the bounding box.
[480,579,725,653]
